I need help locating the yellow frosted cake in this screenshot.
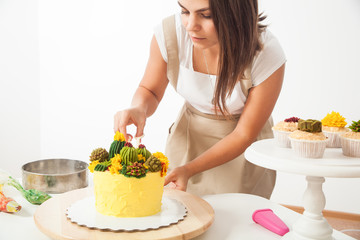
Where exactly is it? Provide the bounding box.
[88,131,169,217]
[93,171,165,217]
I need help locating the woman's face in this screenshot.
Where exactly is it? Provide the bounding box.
[178,0,218,50]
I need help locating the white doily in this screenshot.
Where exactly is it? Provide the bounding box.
[66,196,187,231]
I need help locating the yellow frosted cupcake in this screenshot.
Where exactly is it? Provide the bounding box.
[321,111,348,148]
[289,119,328,158]
[272,117,300,148]
[340,120,360,157]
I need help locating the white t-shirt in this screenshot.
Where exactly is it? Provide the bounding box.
[154,13,286,115]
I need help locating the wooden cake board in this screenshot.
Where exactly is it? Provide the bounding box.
[34,187,214,240]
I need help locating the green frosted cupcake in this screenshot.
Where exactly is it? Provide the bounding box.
[340,120,360,157]
[289,119,328,158]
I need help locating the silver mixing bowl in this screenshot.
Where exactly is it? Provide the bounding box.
[22,159,88,194]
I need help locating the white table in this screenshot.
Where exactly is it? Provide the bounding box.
[0,184,355,239]
[244,138,360,240]
[194,194,355,240]
[0,185,52,240]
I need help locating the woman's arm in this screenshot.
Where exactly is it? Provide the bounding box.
[165,63,285,190]
[114,35,168,139]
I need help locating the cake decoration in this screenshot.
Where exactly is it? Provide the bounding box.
[137,144,152,160]
[120,142,138,166]
[94,161,112,172]
[144,155,162,172]
[109,131,126,159]
[122,162,148,178]
[284,117,300,123]
[340,119,360,157]
[273,117,300,132]
[321,112,348,148]
[137,154,146,164]
[108,154,122,174]
[289,118,328,158]
[298,119,322,133]
[153,152,169,177]
[321,111,347,128]
[88,132,169,178]
[88,160,100,173]
[90,148,109,162]
[349,120,360,132]
[272,117,300,148]
[114,131,126,141]
[89,131,169,217]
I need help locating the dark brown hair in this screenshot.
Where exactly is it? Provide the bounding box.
[209,0,266,116]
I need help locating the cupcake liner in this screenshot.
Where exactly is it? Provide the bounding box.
[340,137,360,158]
[323,131,342,148]
[272,130,292,148]
[289,137,328,158]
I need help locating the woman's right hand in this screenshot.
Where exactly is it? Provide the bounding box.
[114,107,147,141]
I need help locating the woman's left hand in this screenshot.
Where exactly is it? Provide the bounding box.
[164,166,191,191]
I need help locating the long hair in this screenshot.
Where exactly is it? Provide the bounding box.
[209,0,266,116]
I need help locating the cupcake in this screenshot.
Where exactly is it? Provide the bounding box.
[289,119,328,158]
[272,117,300,148]
[321,111,349,148]
[340,120,360,157]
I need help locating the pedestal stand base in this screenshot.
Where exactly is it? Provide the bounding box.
[282,232,334,240]
[282,176,334,240]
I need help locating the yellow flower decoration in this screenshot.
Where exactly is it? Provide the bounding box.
[114,131,126,141]
[153,152,169,177]
[88,160,100,173]
[109,154,122,174]
[137,154,146,162]
[321,111,347,127]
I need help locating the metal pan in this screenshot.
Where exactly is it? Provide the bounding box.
[22,159,88,194]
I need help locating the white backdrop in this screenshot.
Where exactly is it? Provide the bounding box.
[1,0,359,213]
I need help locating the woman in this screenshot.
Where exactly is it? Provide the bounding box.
[114,0,286,198]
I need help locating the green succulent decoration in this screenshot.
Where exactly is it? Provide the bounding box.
[137,144,152,161]
[88,131,170,178]
[144,155,162,172]
[94,161,112,172]
[349,120,360,132]
[90,148,109,162]
[120,142,138,166]
[122,162,147,178]
[109,140,125,159]
[298,119,322,133]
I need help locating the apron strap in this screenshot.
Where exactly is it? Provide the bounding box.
[240,69,252,98]
[162,15,179,91]
[163,15,274,165]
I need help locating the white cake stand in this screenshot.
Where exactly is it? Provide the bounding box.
[245,139,360,240]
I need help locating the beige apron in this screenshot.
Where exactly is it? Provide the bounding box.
[162,15,276,199]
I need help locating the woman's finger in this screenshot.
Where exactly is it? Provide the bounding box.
[164,171,175,186]
[113,112,120,133]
